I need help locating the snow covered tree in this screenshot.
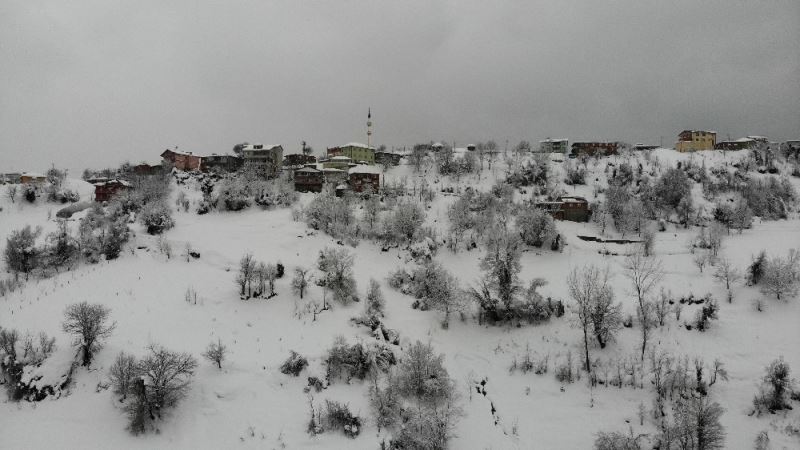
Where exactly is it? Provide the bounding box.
[46,219,79,271]
[4,225,43,280]
[202,339,228,369]
[62,302,116,367]
[760,249,799,301]
[317,247,358,305]
[411,261,461,327]
[292,266,310,299]
[363,278,385,319]
[480,231,522,310]
[623,252,663,360]
[386,201,425,243]
[753,357,794,413]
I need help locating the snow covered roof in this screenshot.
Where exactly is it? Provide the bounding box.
[295,167,321,173]
[342,142,375,150]
[331,156,352,161]
[21,172,46,178]
[540,138,568,143]
[323,168,344,173]
[348,165,381,175]
[93,179,131,187]
[242,144,282,151]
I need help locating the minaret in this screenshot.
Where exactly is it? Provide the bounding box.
[367,108,373,148]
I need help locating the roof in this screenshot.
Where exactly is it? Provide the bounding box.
[560,196,588,203]
[21,172,46,178]
[93,179,131,187]
[348,165,381,175]
[331,156,352,161]
[540,138,568,143]
[161,149,199,157]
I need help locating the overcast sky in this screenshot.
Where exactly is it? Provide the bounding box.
[2,0,798,173]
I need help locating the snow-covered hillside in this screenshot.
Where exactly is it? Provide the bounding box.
[1,149,799,449]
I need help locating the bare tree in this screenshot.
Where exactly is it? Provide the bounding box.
[109,351,138,401]
[62,302,116,367]
[671,396,726,450]
[129,344,198,432]
[202,339,228,369]
[317,247,357,305]
[623,252,663,360]
[693,251,709,273]
[712,256,742,292]
[236,253,256,298]
[292,266,311,299]
[567,265,619,372]
[6,185,18,203]
[760,249,799,301]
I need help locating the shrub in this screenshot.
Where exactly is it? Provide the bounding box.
[109,351,137,401]
[322,400,362,438]
[140,201,174,235]
[4,225,43,280]
[517,207,558,248]
[280,351,309,376]
[693,297,719,332]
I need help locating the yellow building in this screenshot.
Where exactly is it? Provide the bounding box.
[327,143,376,165]
[675,130,716,152]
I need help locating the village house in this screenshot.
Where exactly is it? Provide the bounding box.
[2,173,22,184]
[283,153,317,169]
[241,144,283,178]
[293,167,324,193]
[133,163,163,176]
[161,149,202,171]
[375,150,402,166]
[93,179,131,202]
[571,142,619,157]
[201,153,243,173]
[539,138,569,153]
[675,130,716,152]
[535,196,591,222]
[20,172,47,184]
[714,138,754,151]
[323,168,348,186]
[348,165,381,193]
[327,142,375,165]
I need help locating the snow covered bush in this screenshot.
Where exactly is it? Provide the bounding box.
[62,302,116,367]
[23,184,38,203]
[279,351,309,376]
[692,297,719,332]
[140,201,174,235]
[304,190,356,240]
[0,327,64,401]
[325,336,395,383]
[594,429,644,450]
[321,400,362,438]
[516,206,558,249]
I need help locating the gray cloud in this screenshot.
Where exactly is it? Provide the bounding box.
[1,0,798,173]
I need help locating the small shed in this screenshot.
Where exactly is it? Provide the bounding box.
[20,172,47,184]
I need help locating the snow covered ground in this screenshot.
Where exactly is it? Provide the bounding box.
[1,149,799,449]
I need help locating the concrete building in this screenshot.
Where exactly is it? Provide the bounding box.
[241,144,283,178]
[348,165,381,193]
[293,167,324,193]
[675,130,716,152]
[327,143,375,165]
[539,138,569,153]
